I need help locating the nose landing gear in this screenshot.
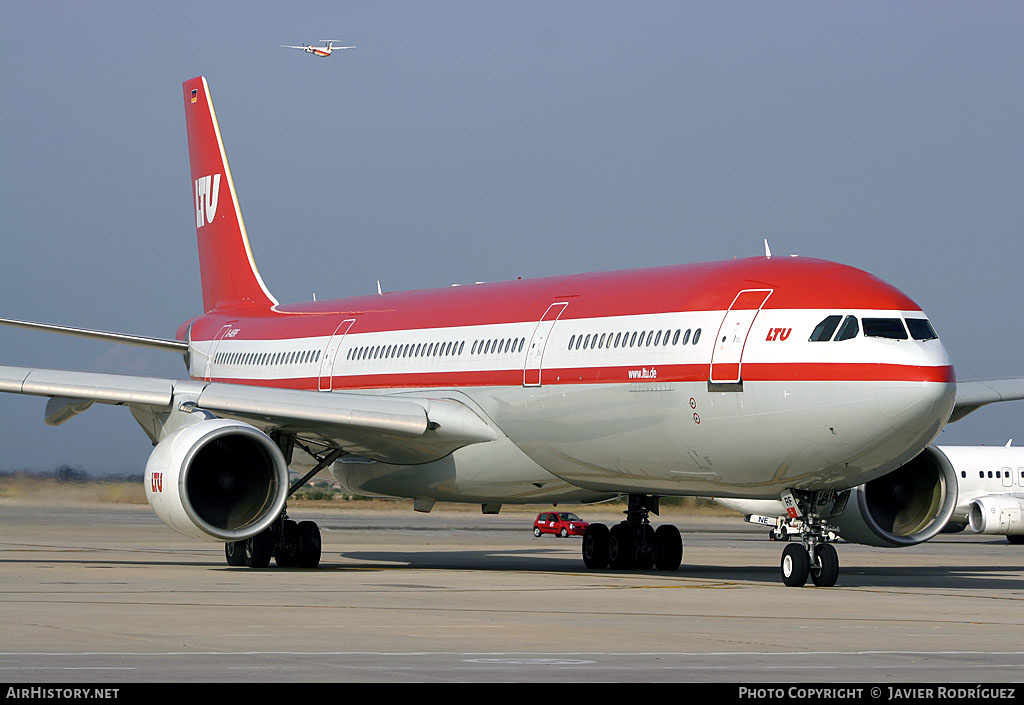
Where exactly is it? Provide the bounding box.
[778,489,842,587]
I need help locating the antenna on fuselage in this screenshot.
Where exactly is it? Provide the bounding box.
[764,239,772,258]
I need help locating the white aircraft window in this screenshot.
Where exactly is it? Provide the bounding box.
[906,318,938,341]
[863,318,908,340]
[835,316,859,341]
[810,315,842,342]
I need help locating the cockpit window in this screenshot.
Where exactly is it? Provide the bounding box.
[809,315,841,342]
[905,318,938,341]
[862,318,908,340]
[834,315,859,341]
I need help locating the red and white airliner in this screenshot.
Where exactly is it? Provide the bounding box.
[280,40,355,58]
[2,76,1022,586]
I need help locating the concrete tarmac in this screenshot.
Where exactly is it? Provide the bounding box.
[1,500,1023,683]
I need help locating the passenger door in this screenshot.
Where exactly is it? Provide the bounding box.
[710,289,773,384]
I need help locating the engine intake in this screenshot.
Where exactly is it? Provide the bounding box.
[145,419,289,541]
[969,496,1024,535]
[832,446,959,547]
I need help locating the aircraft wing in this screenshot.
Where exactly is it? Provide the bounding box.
[281,45,308,50]
[949,378,1024,423]
[0,365,497,465]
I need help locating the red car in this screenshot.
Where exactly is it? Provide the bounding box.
[533,512,589,538]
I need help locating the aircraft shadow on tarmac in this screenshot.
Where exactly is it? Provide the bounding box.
[332,548,1024,590]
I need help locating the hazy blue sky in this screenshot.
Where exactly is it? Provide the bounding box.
[1,1,1022,473]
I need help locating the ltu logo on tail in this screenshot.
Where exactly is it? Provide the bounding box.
[194,173,222,227]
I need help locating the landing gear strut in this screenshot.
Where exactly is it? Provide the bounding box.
[582,495,683,571]
[224,441,340,569]
[778,489,842,587]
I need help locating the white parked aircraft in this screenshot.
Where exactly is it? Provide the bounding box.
[281,40,355,58]
[2,76,1023,588]
[717,441,1024,546]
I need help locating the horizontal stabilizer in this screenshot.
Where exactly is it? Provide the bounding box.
[0,316,187,352]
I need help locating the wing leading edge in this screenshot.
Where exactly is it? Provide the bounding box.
[950,377,1024,423]
[0,365,497,465]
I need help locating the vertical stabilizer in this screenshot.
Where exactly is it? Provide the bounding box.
[183,76,278,313]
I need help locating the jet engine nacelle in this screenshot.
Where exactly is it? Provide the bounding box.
[832,446,959,548]
[144,418,289,541]
[968,496,1024,535]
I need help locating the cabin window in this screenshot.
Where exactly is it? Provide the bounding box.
[863,318,908,340]
[906,318,938,341]
[835,316,859,341]
[810,315,842,342]
[693,329,701,345]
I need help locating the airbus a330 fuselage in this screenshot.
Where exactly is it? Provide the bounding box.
[184,258,956,506]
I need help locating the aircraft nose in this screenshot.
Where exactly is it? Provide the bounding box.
[873,337,956,463]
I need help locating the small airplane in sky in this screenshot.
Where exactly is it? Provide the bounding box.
[281,40,355,58]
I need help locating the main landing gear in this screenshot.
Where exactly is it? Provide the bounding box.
[224,442,341,569]
[225,514,323,569]
[582,495,683,571]
[778,489,843,588]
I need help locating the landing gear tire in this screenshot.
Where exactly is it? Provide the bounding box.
[1008,535,1024,545]
[781,543,809,587]
[653,524,683,571]
[225,540,247,567]
[244,529,273,569]
[633,525,656,570]
[275,520,300,568]
[296,521,322,569]
[810,542,839,587]
[582,523,609,569]
[608,522,635,569]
